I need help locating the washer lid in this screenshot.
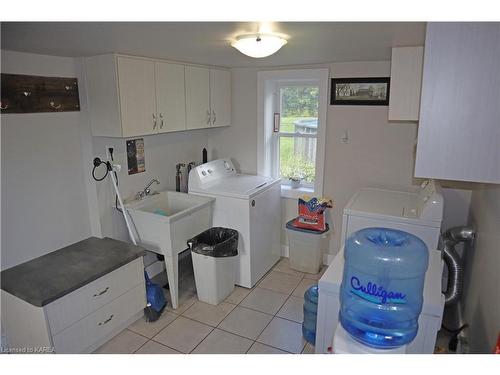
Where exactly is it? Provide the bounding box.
[344,187,443,227]
[190,174,280,199]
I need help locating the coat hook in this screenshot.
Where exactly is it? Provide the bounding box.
[23,90,32,97]
[49,101,62,110]
[0,102,8,110]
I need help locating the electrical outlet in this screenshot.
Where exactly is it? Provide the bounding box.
[340,129,349,144]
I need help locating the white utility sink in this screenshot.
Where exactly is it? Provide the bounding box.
[125,191,214,309]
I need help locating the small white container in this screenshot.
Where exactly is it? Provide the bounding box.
[286,219,329,274]
[191,252,237,305]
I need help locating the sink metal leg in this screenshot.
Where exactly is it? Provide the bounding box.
[164,254,179,310]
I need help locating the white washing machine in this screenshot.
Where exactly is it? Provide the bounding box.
[341,180,444,252]
[188,158,282,288]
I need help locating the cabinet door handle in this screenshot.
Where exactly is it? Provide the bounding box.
[153,113,157,130]
[159,113,164,129]
[212,110,216,124]
[206,110,211,125]
[93,287,109,297]
[98,314,114,326]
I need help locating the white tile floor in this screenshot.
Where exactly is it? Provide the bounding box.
[94,257,325,354]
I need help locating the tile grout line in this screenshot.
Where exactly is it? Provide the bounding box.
[134,258,317,354]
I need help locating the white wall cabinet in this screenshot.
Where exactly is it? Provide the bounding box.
[388,46,423,121]
[155,61,186,133]
[185,66,211,130]
[185,66,231,129]
[415,23,500,184]
[86,54,230,137]
[210,68,231,127]
[116,57,157,137]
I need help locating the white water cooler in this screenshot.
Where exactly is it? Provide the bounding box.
[315,181,445,354]
[333,324,407,354]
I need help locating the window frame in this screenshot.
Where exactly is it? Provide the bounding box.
[257,69,329,198]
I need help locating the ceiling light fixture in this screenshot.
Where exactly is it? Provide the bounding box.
[231,34,287,58]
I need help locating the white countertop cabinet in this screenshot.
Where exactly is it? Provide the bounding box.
[1,257,145,354]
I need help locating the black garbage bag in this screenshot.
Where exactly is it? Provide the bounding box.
[187,227,238,257]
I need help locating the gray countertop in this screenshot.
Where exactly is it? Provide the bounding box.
[1,237,146,307]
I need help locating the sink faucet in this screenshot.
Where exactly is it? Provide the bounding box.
[136,178,160,200]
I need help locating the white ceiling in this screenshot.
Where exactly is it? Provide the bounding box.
[1,22,426,67]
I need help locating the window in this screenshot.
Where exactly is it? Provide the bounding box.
[275,84,319,188]
[257,69,328,198]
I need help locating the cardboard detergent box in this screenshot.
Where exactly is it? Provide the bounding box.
[295,196,333,232]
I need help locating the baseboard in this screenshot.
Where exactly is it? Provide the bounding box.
[145,260,165,278]
[281,244,333,266]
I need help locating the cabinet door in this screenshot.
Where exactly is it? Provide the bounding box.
[185,66,210,130]
[388,46,423,121]
[415,23,500,183]
[155,62,186,133]
[209,69,231,127]
[116,57,157,137]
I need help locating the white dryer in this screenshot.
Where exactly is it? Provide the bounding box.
[188,158,281,288]
[341,180,444,251]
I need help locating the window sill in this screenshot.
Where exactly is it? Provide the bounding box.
[281,185,314,199]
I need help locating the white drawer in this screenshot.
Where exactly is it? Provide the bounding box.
[52,283,146,354]
[46,258,143,335]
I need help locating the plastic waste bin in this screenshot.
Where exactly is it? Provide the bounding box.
[188,227,238,305]
[286,218,330,274]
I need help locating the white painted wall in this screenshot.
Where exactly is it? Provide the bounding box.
[463,184,500,353]
[1,50,93,270]
[91,130,210,243]
[209,61,420,256]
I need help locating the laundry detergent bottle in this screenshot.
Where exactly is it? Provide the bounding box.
[339,227,429,349]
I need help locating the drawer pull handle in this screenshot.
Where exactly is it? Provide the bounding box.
[93,287,109,297]
[98,314,114,326]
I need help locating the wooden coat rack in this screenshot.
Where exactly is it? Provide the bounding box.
[0,73,80,113]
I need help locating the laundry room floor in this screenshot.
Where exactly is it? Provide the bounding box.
[94,258,326,354]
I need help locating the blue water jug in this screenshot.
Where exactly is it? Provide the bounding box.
[339,227,429,349]
[302,285,318,345]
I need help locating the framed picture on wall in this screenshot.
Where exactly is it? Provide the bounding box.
[331,77,390,106]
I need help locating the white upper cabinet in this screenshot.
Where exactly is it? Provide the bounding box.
[210,69,231,127]
[116,57,157,137]
[155,61,186,133]
[85,54,230,137]
[185,66,232,130]
[185,66,211,130]
[415,23,500,184]
[388,46,423,121]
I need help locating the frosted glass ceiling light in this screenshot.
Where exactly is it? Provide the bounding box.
[231,34,287,58]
